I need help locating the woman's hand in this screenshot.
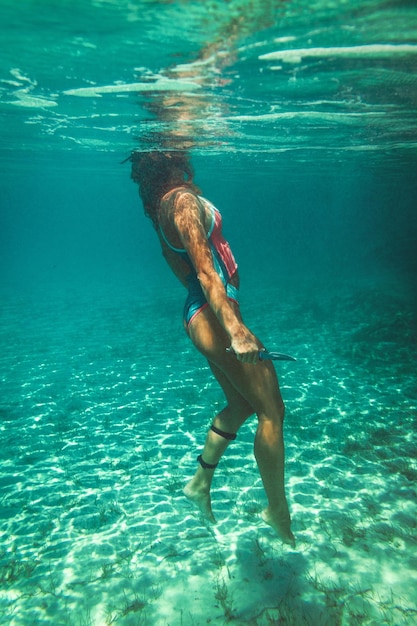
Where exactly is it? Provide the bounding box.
[230,328,260,364]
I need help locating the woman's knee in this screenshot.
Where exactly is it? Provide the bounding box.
[231,404,254,428]
[216,400,253,432]
[257,398,285,427]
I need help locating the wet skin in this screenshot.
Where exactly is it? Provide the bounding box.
[157,185,295,547]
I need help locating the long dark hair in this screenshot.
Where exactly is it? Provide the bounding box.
[129,151,201,227]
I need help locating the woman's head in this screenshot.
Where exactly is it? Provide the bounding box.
[129,151,200,226]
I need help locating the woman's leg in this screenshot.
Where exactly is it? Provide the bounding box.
[187,305,295,546]
[184,362,253,523]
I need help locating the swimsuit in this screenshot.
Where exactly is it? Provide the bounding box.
[159,197,239,326]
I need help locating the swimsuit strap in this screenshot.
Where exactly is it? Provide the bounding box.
[159,198,216,253]
[205,201,217,239]
[159,223,185,253]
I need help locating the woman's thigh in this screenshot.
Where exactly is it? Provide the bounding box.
[207,359,254,421]
[188,306,284,418]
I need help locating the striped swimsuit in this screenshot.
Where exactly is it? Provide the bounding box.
[159,197,239,326]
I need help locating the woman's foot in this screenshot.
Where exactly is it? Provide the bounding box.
[184,479,216,524]
[262,506,295,547]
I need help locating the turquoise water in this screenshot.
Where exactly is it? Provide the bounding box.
[1,1,417,624]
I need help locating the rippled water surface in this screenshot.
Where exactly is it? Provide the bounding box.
[1,0,417,159]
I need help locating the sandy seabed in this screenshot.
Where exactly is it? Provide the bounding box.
[1,279,416,625]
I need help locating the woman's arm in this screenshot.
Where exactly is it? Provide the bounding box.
[172,191,259,362]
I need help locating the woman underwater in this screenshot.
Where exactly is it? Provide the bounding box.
[130,151,294,547]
